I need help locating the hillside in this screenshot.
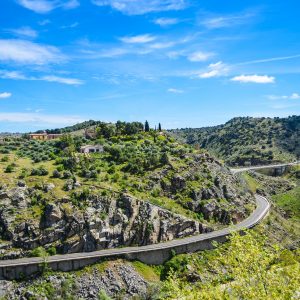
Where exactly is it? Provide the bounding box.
[0,121,299,299]
[0,122,254,261]
[170,116,300,166]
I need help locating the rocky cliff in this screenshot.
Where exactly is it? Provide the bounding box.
[0,184,210,259]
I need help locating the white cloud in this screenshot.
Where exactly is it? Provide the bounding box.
[8,26,38,38]
[0,39,65,65]
[63,0,80,9]
[0,92,12,99]
[231,74,275,84]
[291,93,300,99]
[41,75,84,85]
[120,34,156,44]
[17,0,55,13]
[202,12,255,29]
[61,22,79,29]
[188,51,213,62]
[267,93,300,100]
[0,112,84,125]
[149,42,175,49]
[39,19,51,26]
[199,61,229,78]
[0,70,27,80]
[153,17,179,26]
[0,70,83,85]
[168,88,184,94]
[92,0,187,15]
[237,54,300,66]
[17,0,79,14]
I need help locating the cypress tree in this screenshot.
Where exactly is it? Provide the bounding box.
[158,123,162,131]
[145,120,150,132]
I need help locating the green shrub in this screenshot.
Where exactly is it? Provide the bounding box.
[52,169,61,178]
[1,156,9,162]
[31,166,49,176]
[30,246,48,258]
[5,164,15,173]
[47,246,57,256]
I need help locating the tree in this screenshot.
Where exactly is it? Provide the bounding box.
[158,123,162,132]
[145,120,150,132]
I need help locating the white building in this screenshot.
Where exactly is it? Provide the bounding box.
[80,145,104,154]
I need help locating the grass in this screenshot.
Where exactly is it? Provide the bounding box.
[0,152,67,198]
[241,172,261,193]
[131,261,160,282]
[272,186,300,220]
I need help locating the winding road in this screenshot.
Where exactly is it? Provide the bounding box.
[0,161,298,278]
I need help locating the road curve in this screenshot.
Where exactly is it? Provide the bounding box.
[0,195,269,268]
[2,162,293,270]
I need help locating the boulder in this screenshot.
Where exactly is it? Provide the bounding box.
[42,203,62,228]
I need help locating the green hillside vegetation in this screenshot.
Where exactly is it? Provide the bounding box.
[160,230,300,300]
[272,187,300,220]
[170,116,300,166]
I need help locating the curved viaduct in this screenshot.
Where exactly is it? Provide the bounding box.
[1,162,298,280]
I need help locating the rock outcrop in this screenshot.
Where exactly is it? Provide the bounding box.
[153,153,254,224]
[0,186,210,258]
[3,260,151,299]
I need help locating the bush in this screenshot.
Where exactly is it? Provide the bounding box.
[63,171,72,179]
[47,246,57,256]
[30,246,48,258]
[5,164,15,173]
[52,169,61,178]
[19,168,28,179]
[1,156,9,162]
[31,166,49,176]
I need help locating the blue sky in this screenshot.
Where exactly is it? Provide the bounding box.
[0,0,299,132]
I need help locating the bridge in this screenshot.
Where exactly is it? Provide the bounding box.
[230,161,299,174]
[1,161,297,280]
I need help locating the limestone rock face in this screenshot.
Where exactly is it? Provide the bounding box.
[42,203,63,228]
[0,185,208,257]
[156,152,255,224]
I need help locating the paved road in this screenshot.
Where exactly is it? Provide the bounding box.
[2,162,295,269]
[230,161,300,174]
[0,195,269,268]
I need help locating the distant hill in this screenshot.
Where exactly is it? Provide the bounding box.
[170,116,300,166]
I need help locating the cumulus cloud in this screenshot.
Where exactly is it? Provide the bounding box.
[168,88,184,93]
[0,92,12,99]
[188,51,213,62]
[120,34,156,44]
[199,61,229,78]
[8,26,38,38]
[231,74,275,84]
[153,17,179,26]
[267,93,300,100]
[0,39,65,65]
[17,0,79,14]
[0,112,84,125]
[92,0,187,15]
